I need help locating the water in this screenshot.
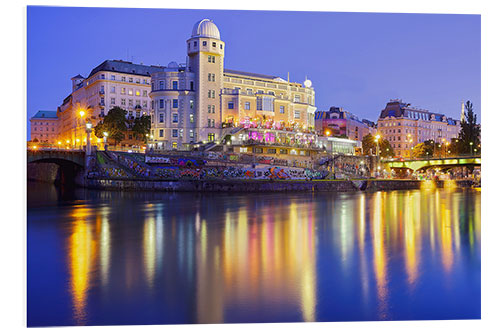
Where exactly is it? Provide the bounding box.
[27,182,481,326]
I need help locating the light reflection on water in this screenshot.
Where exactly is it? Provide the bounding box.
[27,183,481,326]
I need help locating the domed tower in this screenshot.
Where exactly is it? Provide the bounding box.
[187,19,225,143]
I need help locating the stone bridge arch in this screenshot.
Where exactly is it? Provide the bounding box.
[27,150,86,186]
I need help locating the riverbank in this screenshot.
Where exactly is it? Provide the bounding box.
[84,177,475,192]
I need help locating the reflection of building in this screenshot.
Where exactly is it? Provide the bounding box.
[377,99,460,158]
[149,19,317,150]
[30,111,59,143]
[57,61,165,148]
[314,106,376,141]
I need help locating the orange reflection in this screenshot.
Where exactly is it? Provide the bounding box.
[68,209,96,325]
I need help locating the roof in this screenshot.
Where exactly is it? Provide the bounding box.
[378,100,458,123]
[31,111,58,119]
[71,74,84,79]
[224,69,279,81]
[88,60,166,78]
[191,19,220,39]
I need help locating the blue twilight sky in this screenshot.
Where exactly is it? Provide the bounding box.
[27,6,480,137]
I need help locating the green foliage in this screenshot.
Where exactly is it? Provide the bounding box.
[458,101,481,154]
[132,115,151,143]
[412,142,433,157]
[362,134,394,157]
[93,107,128,145]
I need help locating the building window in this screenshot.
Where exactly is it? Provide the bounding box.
[159,129,164,137]
[294,111,300,119]
[228,102,234,109]
[203,41,207,46]
[173,99,178,108]
[212,42,216,47]
[159,113,164,123]
[111,86,116,93]
[128,99,133,107]
[190,114,194,123]
[143,90,147,97]
[159,99,164,109]
[194,41,197,47]
[253,147,263,154]
[208,133,215,142]
[111,75,115,80]
[121,99,126,106]
[100,74,105,79]
[121,87,126,94]
[280,149,288,154]
[172,129,178,137]
[247,88,253,94]
[111,98,116,105]
[129,77,133,83]
[189,129,194,138]
[190,81,194,90]
[128,89,133,95]
[267,148,276,154]
[280,106,285,114]
[135,90,140,96]
[190,100,194,109]
[220,44,223,49]
[121,76,126,82]
[143,101,148,108]
[208,55,215,63]
[159,81,165,90]
[172,142,177,149]
[294,95,300,103]
[173,81,178,90]
[245,102,251,110]
[172,113,178,123]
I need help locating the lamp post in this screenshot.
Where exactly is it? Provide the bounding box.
[103,132,109,151]
[375,134,380,177]
[78,110,85,150]
[469,141,473,156]
[85,122,92,156]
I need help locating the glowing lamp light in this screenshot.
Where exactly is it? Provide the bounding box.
[86,122,92,130]
[76,139,80,143]
[79,110,85,118]
[103,132,109,137]
[66,140,70,144]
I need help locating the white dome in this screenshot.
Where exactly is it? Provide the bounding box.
[191,19,220,39]
[167,61,179,68]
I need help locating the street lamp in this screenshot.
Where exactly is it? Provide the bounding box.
[469,141,473,156]
[103,131,109,151]
[85,122,92,155]
[374,134,381,177]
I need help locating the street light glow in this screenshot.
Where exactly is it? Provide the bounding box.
[103,132,109,137]
[79,110,85,118]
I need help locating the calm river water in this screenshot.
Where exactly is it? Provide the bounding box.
[27,182,481,326]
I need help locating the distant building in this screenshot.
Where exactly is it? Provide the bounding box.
[314,106,376,141]
[57,60,165,149]
[377,99,460,158]
[30,111,59,143]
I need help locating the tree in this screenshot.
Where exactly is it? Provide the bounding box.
[132,115,151,143]
[412,141,433,158]
[93,107,127,145]
[458,101,481,154]
[362,134,394,158]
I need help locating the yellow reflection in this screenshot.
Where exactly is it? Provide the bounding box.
[99,213,110,287]
[439,200,453,272]
[143,217,156,288]
[404,192,419,287]
[68,210,96,325]
[372,191,388,318]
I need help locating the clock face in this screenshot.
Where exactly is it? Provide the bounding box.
[304,79,312,88]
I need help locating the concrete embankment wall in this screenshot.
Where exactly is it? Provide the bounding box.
[85,178,475,192]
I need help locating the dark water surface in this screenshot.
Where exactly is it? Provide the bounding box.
[27,182,481,326]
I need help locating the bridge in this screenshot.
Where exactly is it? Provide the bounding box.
[27,148,88,185]
[27,148,86,167]
[382,156,481,171]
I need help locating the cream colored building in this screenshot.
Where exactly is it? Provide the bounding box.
[30,111,59,144]
[377,99,460,158]
[150,19,316,150]
[57,61,165,148]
